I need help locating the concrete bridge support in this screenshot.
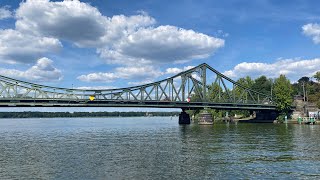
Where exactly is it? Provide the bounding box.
[255,110,278,122]
[179,109,190,124]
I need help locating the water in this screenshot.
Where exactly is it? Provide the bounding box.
[1,117,320,179]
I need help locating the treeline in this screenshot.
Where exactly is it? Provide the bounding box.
[292,74,320,108]
[190,74,292,120]
[190,71,320,122]
[0,111,180,118]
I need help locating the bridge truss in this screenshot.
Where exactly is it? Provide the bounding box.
[0,63,275,110]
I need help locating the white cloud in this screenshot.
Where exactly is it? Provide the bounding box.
[15,0,108,47]
[14,0,222,65]
[2,0,225,84]
[0,29,62,64]
[100,14,156,44]
[99,25,224,65]
[0,6,12,19]
[302,23,320,44]
[115,66,161,79]
[128,79,155,86]
[77,72,117,83]
[15,0,156,48]
[223,58,320,81]
[0,57,63,82]
[77,65,162,83]
[165,66,195,74]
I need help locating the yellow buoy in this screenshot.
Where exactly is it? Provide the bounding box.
[89,95,95,101]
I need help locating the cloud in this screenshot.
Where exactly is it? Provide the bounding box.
[77,72,118,83]
[128,79,155,86]
[78,64,202,85]
[3,0,224,84]
[0,29,62,64]
[14,0,223,65]
[99,25,224,65]
[15,0,107,47]
[114,66,161,79]
[302,23,320,44]
[223,58,320,81]
[0,57,63,82]
[15,0,155,48]
[165,66,195,74]
[0,6,12,19]
[77,65,162,83]
[13,0,224,65]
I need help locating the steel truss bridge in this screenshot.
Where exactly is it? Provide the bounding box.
[0,63,276,110]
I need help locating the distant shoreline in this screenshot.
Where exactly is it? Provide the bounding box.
[0,111,180,118]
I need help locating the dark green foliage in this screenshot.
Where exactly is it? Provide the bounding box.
[298,76,310,84]
[234,76,254,102]
[292,83,303,96]
[251,76,272,96]
[293,72,320,109]
[273,75,293,115]
[314,71,320,82]
[208,82,225,102]
[276,112,287,123]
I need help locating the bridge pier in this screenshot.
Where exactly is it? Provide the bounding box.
[255,110,278,122]
[179,108,190,124]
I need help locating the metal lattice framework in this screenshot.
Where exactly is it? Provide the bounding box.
[0,63,276,110]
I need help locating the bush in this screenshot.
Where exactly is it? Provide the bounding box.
[276,112,287,123]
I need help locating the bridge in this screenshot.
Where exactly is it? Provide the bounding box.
[0,63,276,123]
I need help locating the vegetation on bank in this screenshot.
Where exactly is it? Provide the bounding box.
[292,74,320,109]
[0,111,180,118]
[189,71,320,121]
[273,75,293,122]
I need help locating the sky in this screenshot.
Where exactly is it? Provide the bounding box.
[0,0,320,91]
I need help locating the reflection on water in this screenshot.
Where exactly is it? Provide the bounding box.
[0,117,320,179]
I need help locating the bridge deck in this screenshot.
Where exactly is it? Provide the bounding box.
[0,98,276,110]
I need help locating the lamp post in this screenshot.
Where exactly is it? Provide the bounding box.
[302,82,306,102]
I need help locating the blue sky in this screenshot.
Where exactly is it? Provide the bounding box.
[0,0,320,91]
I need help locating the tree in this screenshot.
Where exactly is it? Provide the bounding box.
[273,75,293,121]
[298,76,310,84]
[252,76,272,96]
[234,76,254,103]
[208,82,224,102]
[314,71,320,83]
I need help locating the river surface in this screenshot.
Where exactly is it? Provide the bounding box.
[1,117,320,179]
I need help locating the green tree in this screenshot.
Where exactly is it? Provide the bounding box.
[298,76,310,84]
[273,75,293,121]
[252,76,272,95]
[234,76,254,102]
[208,82,224,102]
[314,71,320,83]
